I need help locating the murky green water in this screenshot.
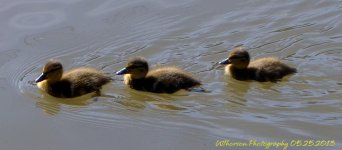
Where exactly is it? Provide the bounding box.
[1,0,341,149]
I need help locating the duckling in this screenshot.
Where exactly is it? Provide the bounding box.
[219,47,296,82]
[35,60,112,98]
[116,57,201,93]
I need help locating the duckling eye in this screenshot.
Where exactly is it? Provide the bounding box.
[229,56,241,60]
[127,66,137,70]
[230,56,247,61]
[45,67,61,74]
[239,58,248,61]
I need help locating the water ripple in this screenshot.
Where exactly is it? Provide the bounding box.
[9,11,65,29]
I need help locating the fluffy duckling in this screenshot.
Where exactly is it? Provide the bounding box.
[35,60,112,98]
[219,47,296,82]
[116,57,201,93]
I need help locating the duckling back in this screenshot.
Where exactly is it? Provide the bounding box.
[116,57,202,93]
[40,68,112,98]
[220,47,296,82]
[144,67,201,93]
[248,57,297,82]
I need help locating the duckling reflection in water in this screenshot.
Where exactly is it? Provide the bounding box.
[219,47,296,82]
[35,60,112,98]
[116,57,202,93]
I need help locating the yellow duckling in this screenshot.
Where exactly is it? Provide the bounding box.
[116,57,201,93]
[219,47,296,82]
[35,60,112,98]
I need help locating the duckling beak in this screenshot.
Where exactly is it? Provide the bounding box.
[116,67,128,75]
[219,58,231,65]
[35,73,47,83]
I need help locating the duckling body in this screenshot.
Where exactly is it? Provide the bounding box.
[220,47,296,82]
[116,57,201,93]
[36,60,112,98]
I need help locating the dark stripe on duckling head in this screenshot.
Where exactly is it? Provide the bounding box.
[35,67,63,83]
[116,57,149,75]
[36,60,63,83]
[115,65,147,75]
[219,56,249,65]
[228,56,250,63]
[44,67,62,74]
[219,47,250,65]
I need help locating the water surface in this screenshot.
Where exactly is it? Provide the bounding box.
[1,0,341,149]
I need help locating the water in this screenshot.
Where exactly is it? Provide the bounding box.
[1,0,341,149]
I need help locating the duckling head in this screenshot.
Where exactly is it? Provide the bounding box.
[219,47,250,69]
[116,57,149,79]
[35,60,63,83]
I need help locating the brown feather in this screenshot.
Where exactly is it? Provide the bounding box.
[222,47,296,82]
[118,57,201,93]
[36,60,112,98]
